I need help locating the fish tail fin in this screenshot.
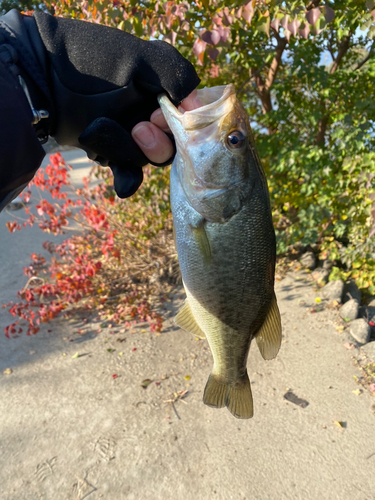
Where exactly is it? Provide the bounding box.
[203,372,254,419]
[203,374,227,409]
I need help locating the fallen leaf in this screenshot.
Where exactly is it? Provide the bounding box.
[141,329,147,333]
[343,342,355,349]
[72,352,80,359]
[369,321,375,327]
[352,389,362,395]
[107,348,115,353]
[336,326,345,333]
[118,352,123,356]
[141,378,152,389]
[184,375,191,381]
[315,297,321,303]
[333,421,345,428]
[132,348,137,351]
[3,368,12,375]
[112,374,118,379]
[370,384,375,392]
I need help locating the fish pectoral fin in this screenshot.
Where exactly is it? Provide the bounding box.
[255,293,282,360]
[189,220,211,266]
[174,300,206,339]
[203,373,253,419]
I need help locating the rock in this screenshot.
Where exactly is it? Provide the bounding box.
[300,251,316,270]
[343,279,361,304]
[361,341,375,363]
[359,305,375,323]
[322,260,333,270]
[321,280,344,302]
[312,268,330,285]
[340,299,359,321]
[350,319,371,345]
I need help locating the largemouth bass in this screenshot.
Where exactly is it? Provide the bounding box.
[158,84,282,419]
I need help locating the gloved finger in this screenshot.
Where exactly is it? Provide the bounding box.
[78,117,149,169]
[132,122,175,165]
[109,163,143,198]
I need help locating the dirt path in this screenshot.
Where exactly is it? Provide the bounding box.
[0,150,374,500]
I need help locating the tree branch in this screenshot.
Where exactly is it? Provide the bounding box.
[306,0,321,10]
[265,36,287,91]
[353,40,375,71]
[330,35,351,74]
[315,34,352,146]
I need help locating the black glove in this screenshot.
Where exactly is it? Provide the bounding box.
[0,10,200,199]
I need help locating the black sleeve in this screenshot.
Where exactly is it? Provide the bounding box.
[0,10,49,212]
[0,52,45,212]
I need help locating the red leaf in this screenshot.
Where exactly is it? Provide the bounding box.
[193,37,206,57]
[280,15,289,29]
[112,374,118,379]
[201,29,221,45]
[287,18,301,37]
[270,18,280,32]
[206,47,219,61]
[299,23,310,39]
[323,6,335,23]
[306,8,320,26]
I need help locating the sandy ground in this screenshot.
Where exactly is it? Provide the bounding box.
[0,150,374,500]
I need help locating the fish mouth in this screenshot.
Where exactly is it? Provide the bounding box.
[158,84,237,133]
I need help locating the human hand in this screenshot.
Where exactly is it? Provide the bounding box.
[131,90,203,165]
[30,12,201,198]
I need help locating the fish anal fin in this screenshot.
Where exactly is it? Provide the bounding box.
[203,373,254,419]
[256,293,282,360]
[174,300,206,339]
[189,220,211,266]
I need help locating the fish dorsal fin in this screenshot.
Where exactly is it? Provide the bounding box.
[189,220,211,266]
[255,294,282,360]
[175,300,206,339]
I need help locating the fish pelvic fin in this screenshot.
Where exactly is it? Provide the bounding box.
[203,373,254,419]
[174,300,206,339]
[255,293,282,360]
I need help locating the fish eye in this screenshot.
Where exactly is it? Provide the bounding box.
[227,130,245,149]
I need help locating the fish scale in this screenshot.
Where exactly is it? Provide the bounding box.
[159,84,282,419]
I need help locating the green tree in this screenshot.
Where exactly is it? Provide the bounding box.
[0,0,45,15]
[44,0,375,293]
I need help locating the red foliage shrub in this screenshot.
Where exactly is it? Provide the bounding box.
[4,153,178,338]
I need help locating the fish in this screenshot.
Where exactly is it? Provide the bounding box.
[158,84,282,419]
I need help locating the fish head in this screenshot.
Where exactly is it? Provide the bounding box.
[158,84,266,222]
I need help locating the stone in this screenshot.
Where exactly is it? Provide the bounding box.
[311,268,330,285]
[340,299,359,321]
[300,251,316,270]
[359,305,375,323]
[322,260,333,270]
[321,280,344,302]
[361,341,375,363]
[350,319,371,345]
[343,279,361,304]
